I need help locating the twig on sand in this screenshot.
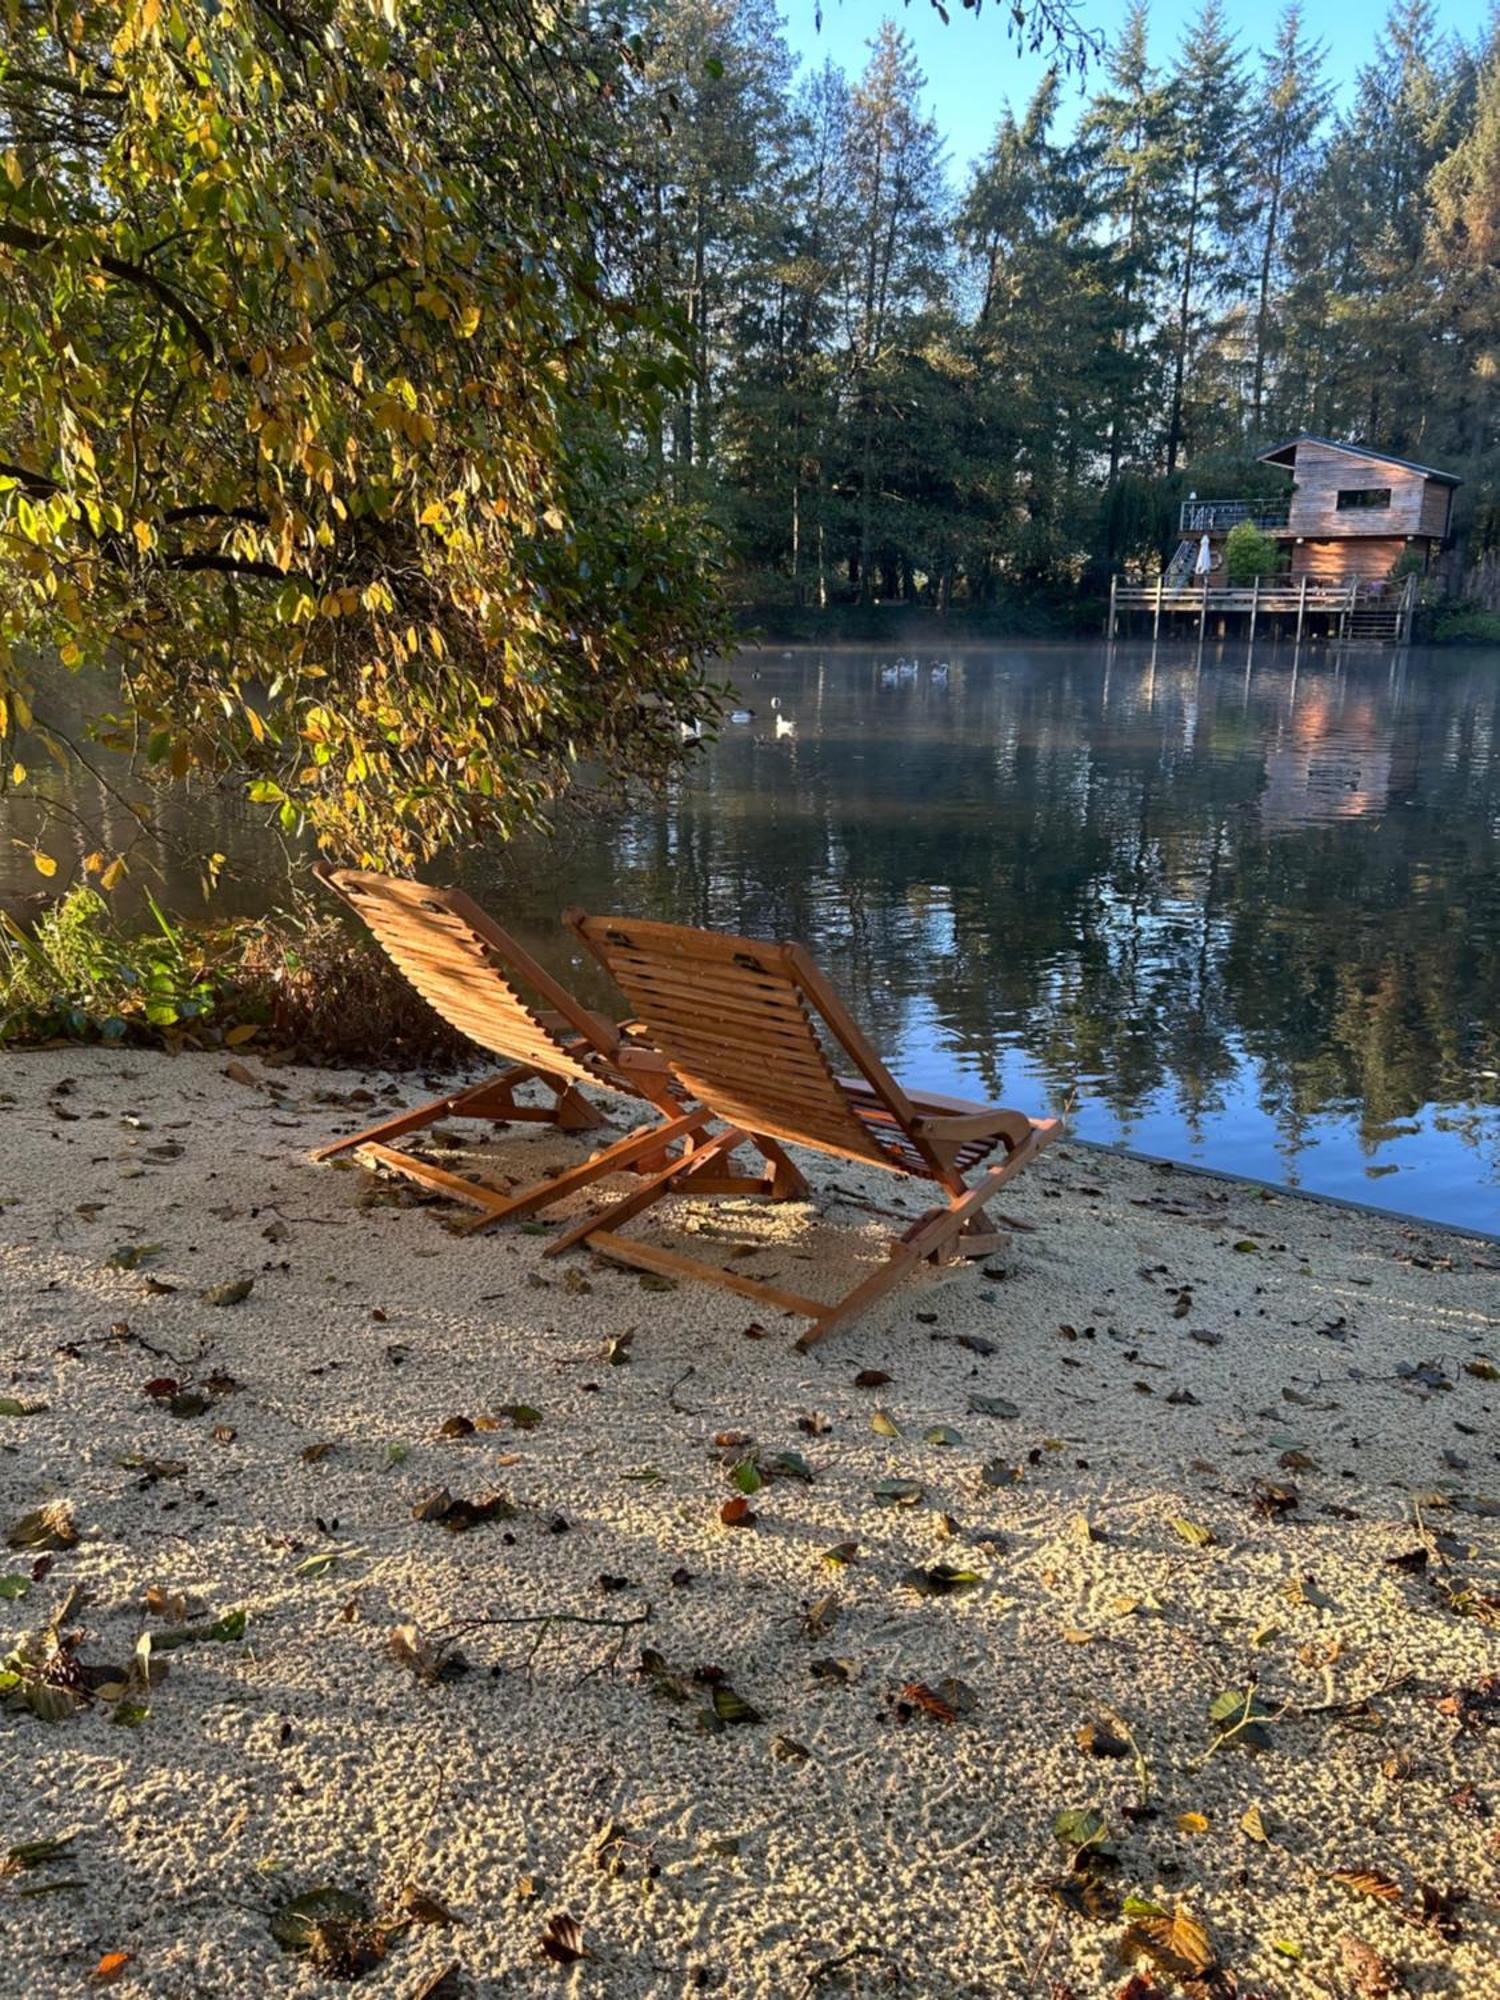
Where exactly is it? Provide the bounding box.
[432,1604,651,1687]
[1024,1904,1063,1993]
[806,1942,904,1992]
[666,1366,697,1414]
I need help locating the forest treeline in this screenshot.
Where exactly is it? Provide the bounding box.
[628,0,1500,614]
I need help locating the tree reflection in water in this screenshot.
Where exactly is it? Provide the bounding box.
[5,644,1497,1228]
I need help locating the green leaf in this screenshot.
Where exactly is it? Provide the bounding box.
[1052,1807,1111,1855]
[153,1608,248,1649]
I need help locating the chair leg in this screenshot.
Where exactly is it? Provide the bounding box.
[313,1064,611,1166]
[457,1105,716,1236]
[795,1130,1055,1350]
[541,1125,743,1257]
[552,1083,608,1132]
[311,1070,533,1162]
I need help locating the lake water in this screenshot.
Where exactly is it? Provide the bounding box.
[6,640,1500,1234]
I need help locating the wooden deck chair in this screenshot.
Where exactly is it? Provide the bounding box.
[311,865,728,1234]
[552,911,1060,1347]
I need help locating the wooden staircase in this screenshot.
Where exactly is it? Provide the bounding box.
[1343,575,1416,646]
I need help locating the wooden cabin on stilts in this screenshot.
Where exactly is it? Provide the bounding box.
[1109,436,1460,647]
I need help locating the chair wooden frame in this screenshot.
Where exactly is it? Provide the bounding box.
[311,865,784,1234]
[556,910,1060,1346]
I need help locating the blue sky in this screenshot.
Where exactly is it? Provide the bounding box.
[779,0,1483,176]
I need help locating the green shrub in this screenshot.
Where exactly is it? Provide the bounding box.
[1431,605,1500,645]
[1,887,472,1066]
[1,888,225,1046]
[1224,521,1281,584]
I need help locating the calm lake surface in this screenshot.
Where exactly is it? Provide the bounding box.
[7,640,1500,1234]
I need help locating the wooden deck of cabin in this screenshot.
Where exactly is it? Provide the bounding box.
[1109,572,1417,647]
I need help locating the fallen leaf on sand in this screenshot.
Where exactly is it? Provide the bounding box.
[539,1911,589,1964]
[411,1489,517,1533]
[6,1502,77,1552]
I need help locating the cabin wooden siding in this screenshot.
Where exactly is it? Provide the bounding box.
[1284,442,1430,539]
[1290,537,1408,583]
[1418,480,1454,539]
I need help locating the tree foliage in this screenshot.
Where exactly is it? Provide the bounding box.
[626,0,1500,605]
[0,0,732,869]
[1223,521,1280,583]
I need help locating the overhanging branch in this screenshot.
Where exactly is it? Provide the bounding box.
[0,221,215,361]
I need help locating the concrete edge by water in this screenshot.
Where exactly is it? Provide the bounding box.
[1068,1134,1500,1249]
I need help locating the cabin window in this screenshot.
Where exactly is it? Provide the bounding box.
[1335,487,1392,512]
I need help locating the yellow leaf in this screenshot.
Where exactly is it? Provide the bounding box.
[32,851,57,878]
[59,641,83,668]
[132,520,154,553]
[100,857,127,891]
[9,762,25,786]
[83,850,106,875]
[224,1023,259,1046]
[1176,1812,1210,1834]
[3,149,21,190]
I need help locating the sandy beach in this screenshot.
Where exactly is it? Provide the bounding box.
[0,1048,1496,1999]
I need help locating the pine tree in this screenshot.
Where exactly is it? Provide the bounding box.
[1247,7,1331,432]
[841,21,949,598]
[1080,1,1175,486]
[1158,0,1250,473]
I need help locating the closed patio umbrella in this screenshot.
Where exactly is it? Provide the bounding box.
[1195,533,1212,576]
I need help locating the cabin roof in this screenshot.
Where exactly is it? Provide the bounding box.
[1256,433,1462,486]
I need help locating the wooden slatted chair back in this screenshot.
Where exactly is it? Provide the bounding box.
[565,911,934,1173]
[319,865,621,1088]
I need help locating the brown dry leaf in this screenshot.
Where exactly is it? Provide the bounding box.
[900,1679,976,1724]
[402,1886,458,1926]
[6,1501,77,1551]
[538,1911,588,1965]
[388,1623,467,1684]
[802,1592,839,1638]
[1078,1719,1132,1759]
[1125,1906,1216,1982]
[91,1954,132,1984]
[1337,1933,1406,1997]
[411,1488,516,1533]
[719,1496,756,1528]
[1331,1869,1403,1903]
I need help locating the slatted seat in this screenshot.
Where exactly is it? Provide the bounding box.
[550,912,1059,1346]
[310,866,718,1232]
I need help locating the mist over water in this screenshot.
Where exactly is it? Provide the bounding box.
[7,641,1499,1233]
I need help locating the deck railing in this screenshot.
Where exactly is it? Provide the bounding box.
[1107,571,1417,645]
[1178,497,1292,534]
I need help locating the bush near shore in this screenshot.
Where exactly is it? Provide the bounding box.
[0,887,469,1068]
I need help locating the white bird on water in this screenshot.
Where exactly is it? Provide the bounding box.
[776,713,796,738]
